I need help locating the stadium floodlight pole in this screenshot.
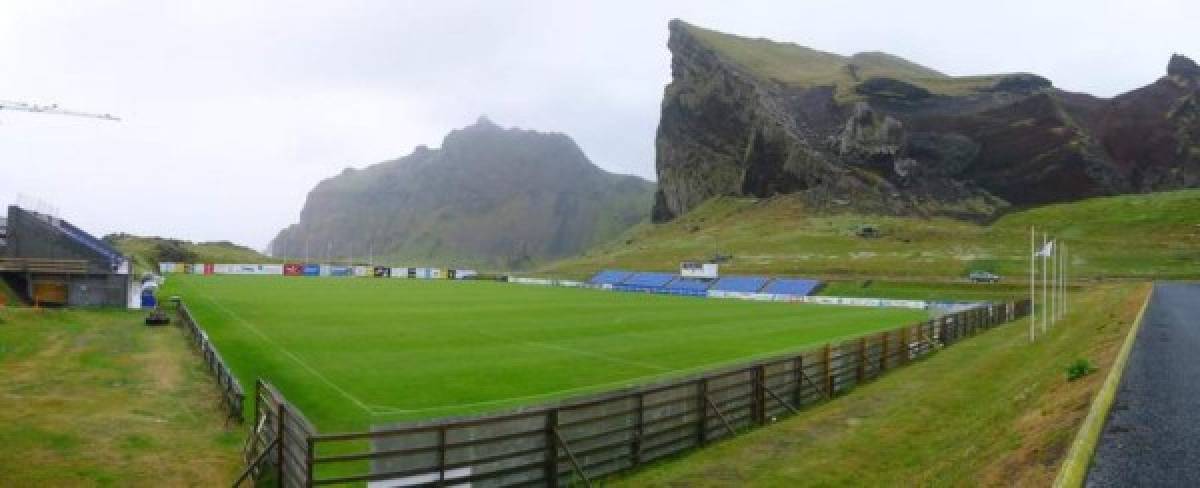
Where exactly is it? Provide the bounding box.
[1030,226,1036,342]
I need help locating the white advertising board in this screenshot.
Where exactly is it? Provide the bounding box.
[680,262,719,279]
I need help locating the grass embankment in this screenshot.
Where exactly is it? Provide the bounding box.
[681,22,1003,102]
[546,190,1200,281]
[107,234,276,275]
[163,274,926,432]
[819,280,1034,302]
[613,283,1149,487]
[0,308,242,486]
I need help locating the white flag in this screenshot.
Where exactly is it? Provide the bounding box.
[1036,240,1055,257]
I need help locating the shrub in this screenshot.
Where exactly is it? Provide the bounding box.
[1066,358,1096,381]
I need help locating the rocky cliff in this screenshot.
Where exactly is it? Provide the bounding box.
[271,118,653,269]
[654,20,1200,221]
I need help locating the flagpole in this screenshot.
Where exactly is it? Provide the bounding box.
[1030,226,1036,342]
[1063,244,1068,317]
[1065,244,1075,321]
[1051,239,1057,324]
[1042,233,1048,333]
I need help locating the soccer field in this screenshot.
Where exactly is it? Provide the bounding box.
[164,275,928,431]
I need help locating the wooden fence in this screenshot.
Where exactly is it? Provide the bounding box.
[241,379,318,488]
[241,300,1029,487]
[176,302,246,423]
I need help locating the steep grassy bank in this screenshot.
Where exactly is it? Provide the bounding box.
[613,283,1149,486]
[0,308,242,486]
[107,234,275,274]
[547,190,1200,281]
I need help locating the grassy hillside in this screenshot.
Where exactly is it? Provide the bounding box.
[105,234,275,274]
[545,190,1200,281]
[0,307,241,485]
[681,22,1004,100]
[615,283,1149,486]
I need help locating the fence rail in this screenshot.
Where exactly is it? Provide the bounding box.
[239,299,1029,487]
[176,302,246,423]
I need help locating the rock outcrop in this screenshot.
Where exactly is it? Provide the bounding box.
[654,20,1200,221]
[271,118,654,268]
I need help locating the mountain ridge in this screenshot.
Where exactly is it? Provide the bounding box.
[271,118,654,269]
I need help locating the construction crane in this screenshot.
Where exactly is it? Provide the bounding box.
[0,99,120,121]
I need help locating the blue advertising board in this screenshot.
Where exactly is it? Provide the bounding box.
[330,266,352,277]
[302,264,321,276]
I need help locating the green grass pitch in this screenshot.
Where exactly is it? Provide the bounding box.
[163,274,928,432]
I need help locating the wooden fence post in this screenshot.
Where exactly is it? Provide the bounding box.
[824,344,834,396]
[305,435,314,488]
[880,331,889,372]
[276,403,287,487]
[632,392,643,466]
[792,355,803,407]
[856,338,867,383]
[696,379,708,446]
[754,364,766,425]
[438,426,447,486]
[544,409,559,488]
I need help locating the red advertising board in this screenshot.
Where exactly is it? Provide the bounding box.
[203,263,215,275]
[283,263,303,276]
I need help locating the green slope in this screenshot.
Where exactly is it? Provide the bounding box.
[681,21,1005,100]
[614,283,1148,486]
[545,190,1200,281]
[105,234,275,274]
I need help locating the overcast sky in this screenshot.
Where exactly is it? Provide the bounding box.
[1,1,1196,250]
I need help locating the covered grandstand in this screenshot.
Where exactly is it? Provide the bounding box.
[0,205,130,306]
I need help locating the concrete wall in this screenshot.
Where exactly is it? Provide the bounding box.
[67,274,130,307]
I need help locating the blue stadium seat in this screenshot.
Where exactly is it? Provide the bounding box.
[612,272,676,293]
[762,278,823,296]
[621,272,675,288]
[54,219,122,266]
[588,270,634,285]
[710,276,769,293]
[663,277,711,297]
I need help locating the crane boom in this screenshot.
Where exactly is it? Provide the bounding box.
[0,99,120,121]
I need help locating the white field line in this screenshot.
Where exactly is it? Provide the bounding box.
[186,286,377,415]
